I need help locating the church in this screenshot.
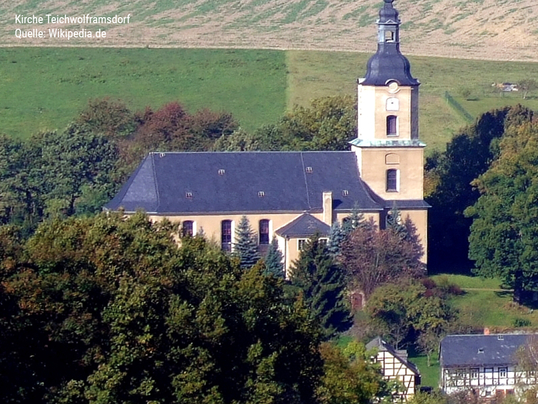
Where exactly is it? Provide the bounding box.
[105,0,429,270]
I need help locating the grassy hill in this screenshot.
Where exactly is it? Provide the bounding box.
[3,46,538,153]
[2,0,538,62]
[0,47,288,137]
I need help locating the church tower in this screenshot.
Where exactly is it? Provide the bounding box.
[350,0,428,258]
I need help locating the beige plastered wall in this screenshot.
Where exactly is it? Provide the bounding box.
[356,146,424,200]
[358,85,418,141]
[399,209,428,264]
[147,210,384,271]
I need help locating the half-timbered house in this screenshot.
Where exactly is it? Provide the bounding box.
[440,333,538,400]
[367,337,420,400]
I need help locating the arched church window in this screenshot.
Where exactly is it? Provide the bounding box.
[387,115,398,136]
[221,220,232,251]
[259,219,270,245]
[182,220,194,237]
[386,169,399,192]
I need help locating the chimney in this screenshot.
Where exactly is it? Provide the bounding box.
[322,191,333,226]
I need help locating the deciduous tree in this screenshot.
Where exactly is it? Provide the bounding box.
[519,79,538,100]
[366,281,454,349]
[426,105,534,270]
[317,341,392,404]
[340,221,424,299]
[466,120,538,301]
[0,212,326,403]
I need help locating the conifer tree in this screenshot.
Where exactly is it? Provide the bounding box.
[386,202,408,240]
[327,221,346,258]
[341,203,368,235]
[233,215,260,269]
[264,237,284,277]
[329,204,370,258]
[290,234,352,339]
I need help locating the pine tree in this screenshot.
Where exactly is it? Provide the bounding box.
[329,204,370,258]
[327,221,346,258]
[265,237,284,277]
[233,215,260,269]
[342,203,368,235]
[386,201,408,240]
[290,234,352,339]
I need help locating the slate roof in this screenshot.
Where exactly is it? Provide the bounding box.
[367,337,420,375]
[440,334,531,368]
[275,213,331,238]
[105,151,384,214]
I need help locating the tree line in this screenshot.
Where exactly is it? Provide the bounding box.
[426,104,538,303]
[0,211,408,403]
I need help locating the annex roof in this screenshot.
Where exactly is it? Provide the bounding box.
[440,334,531,368]
[105,151,384,214]
[275,213,331,238]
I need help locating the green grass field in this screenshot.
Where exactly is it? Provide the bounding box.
[2,47,538,148]
[0,47,287,137]
[287,51,538,155]
[409,354,440,388]
[431,274,538,328]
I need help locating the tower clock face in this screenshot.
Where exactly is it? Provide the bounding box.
[387,81,399,93]
[386,97,399,111]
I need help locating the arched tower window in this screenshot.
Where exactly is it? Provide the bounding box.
[259,219,270,245]
[387,115,398,136]
[386,169,399,192]
[221,220,232,251]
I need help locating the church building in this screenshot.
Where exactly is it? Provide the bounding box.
[105,0,428,271]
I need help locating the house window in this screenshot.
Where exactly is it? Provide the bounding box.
[221,220,232,251]
[471,368,479,379]
[499,367,507,378]
[298,238,327,251]
[385,30,394,42]
[386,169,399,192]
[182,220,194,237]
[387,115,398,136]
[259,219,270,245]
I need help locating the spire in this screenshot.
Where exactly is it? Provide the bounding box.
[361,0,419,87]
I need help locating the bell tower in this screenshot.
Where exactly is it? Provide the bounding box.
[351,0,424,201]
[351,0,428,262]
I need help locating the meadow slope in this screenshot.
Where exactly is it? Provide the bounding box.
[2,0,538,62]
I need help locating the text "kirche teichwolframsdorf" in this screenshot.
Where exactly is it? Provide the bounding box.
[14,14,132,40]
